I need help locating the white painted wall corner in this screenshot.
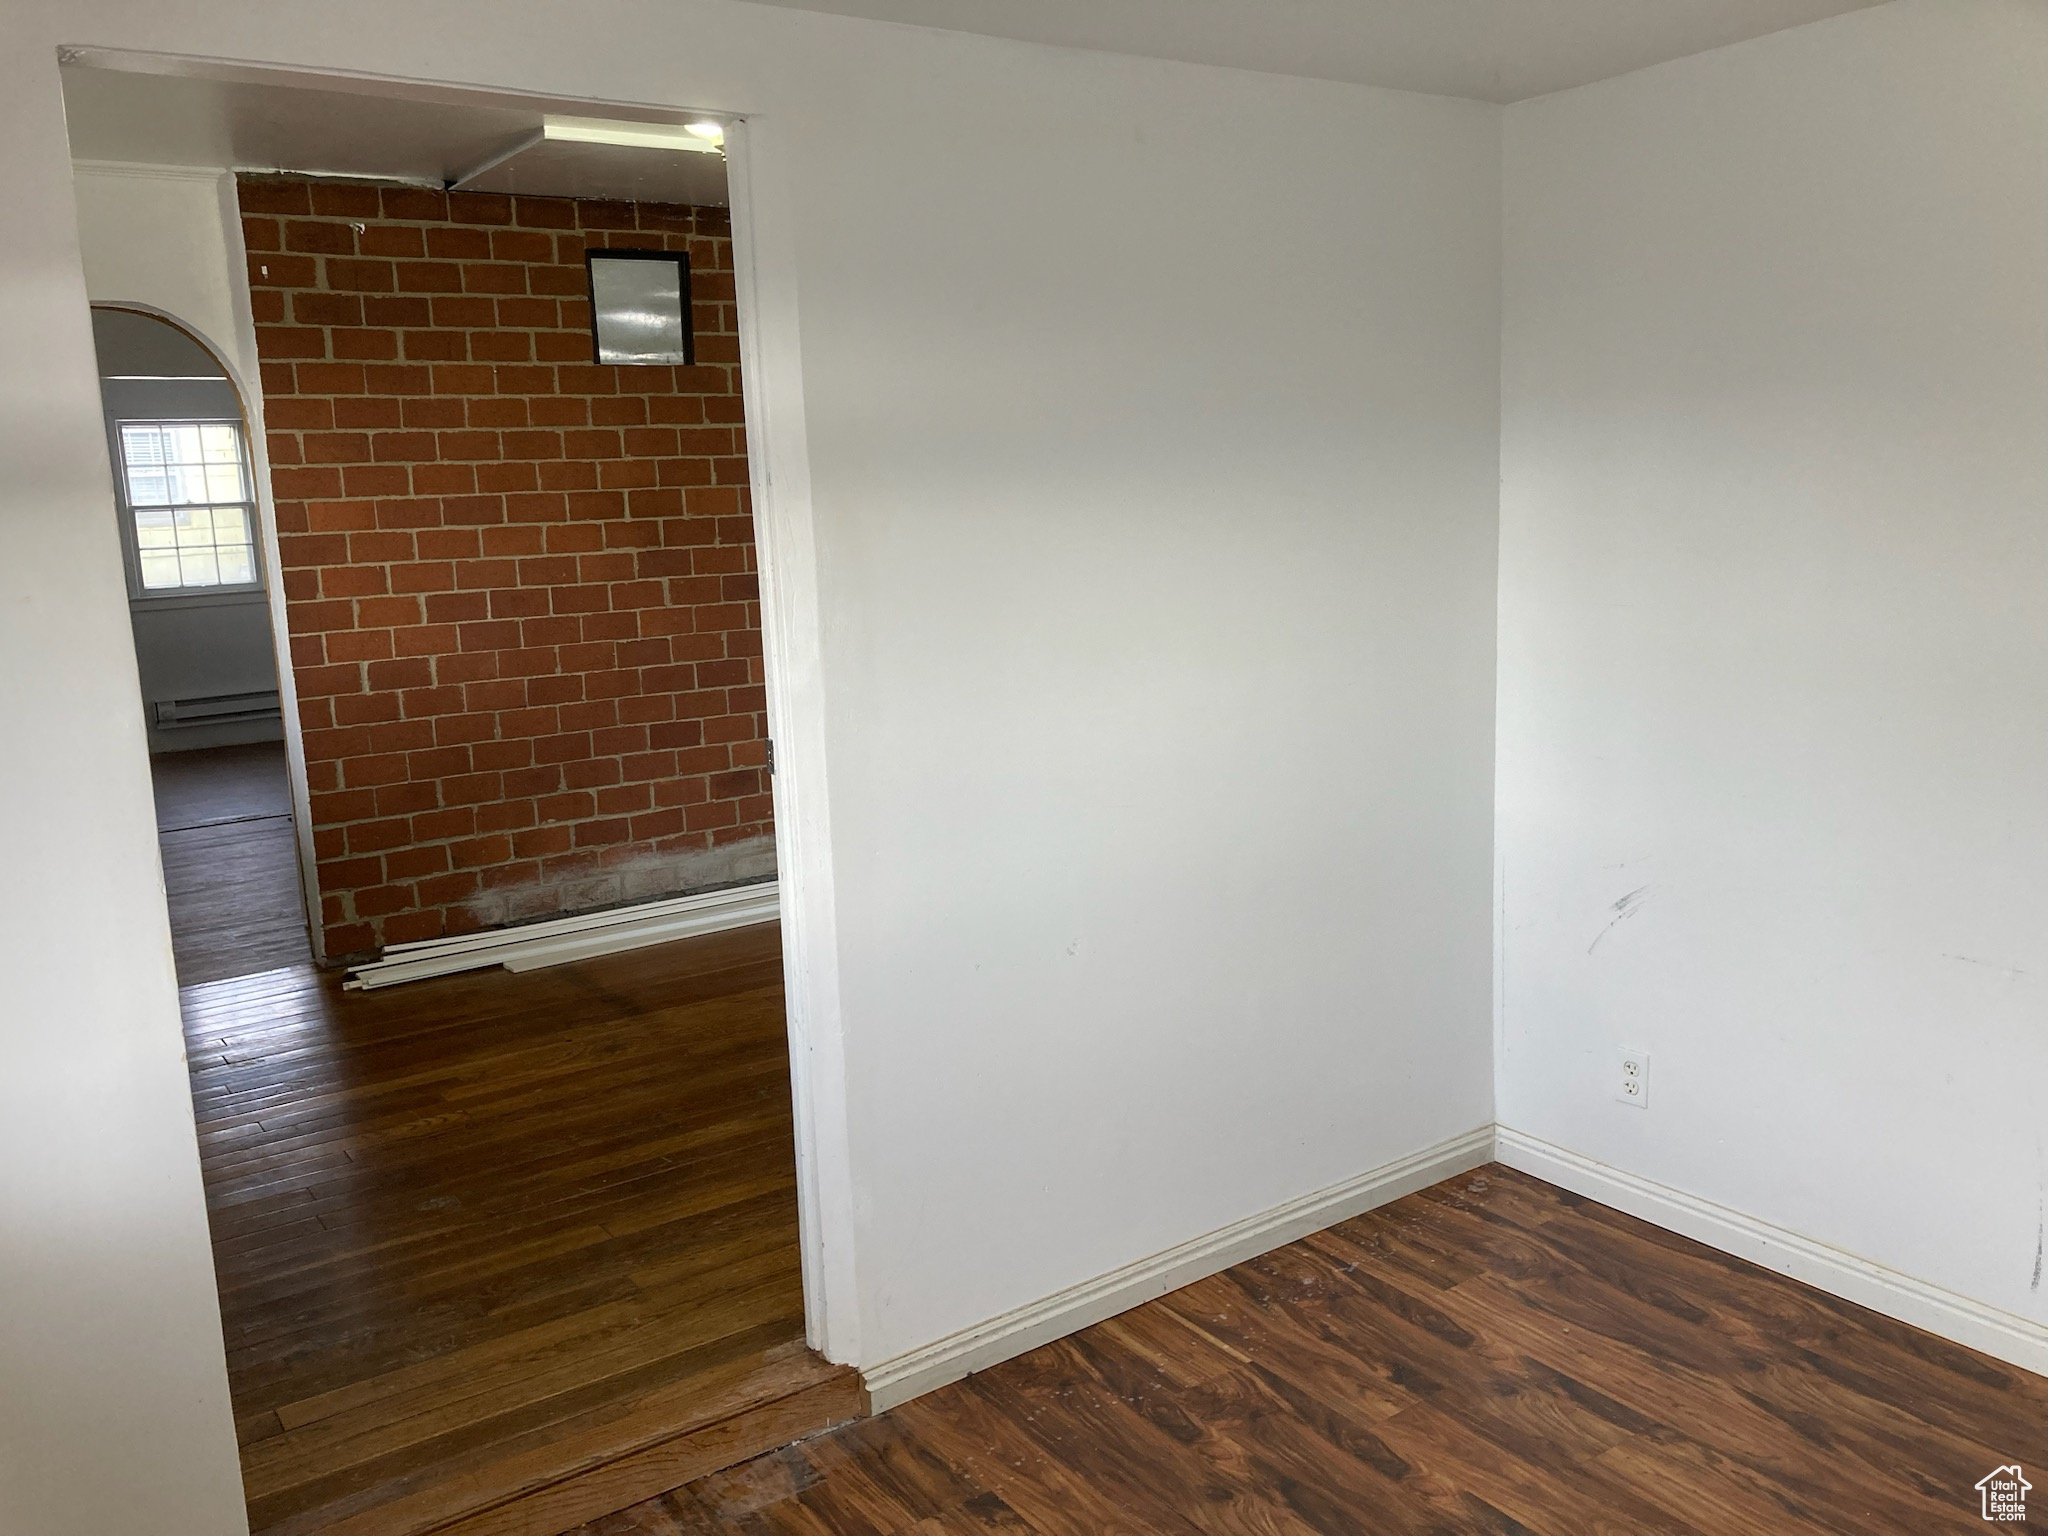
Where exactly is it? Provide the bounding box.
[1496,1127,2048,1380]
[861,1124,1496,1411]
[866,1121,2048,1416]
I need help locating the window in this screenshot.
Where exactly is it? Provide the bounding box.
[115,420,260,593]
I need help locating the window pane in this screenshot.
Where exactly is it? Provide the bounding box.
[139,551,183,589]
[167,462,215,505]
[166,423,205,464]
[120,423,165,465]
[121,425,171,505]
[204,461,246,502]
[127,468,172,505]
[178,548,222,586]
[174,507,217,547]
[118,420,261,594]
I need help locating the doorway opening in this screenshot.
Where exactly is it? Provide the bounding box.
[91,304,316,984]
[65,55,853,1536]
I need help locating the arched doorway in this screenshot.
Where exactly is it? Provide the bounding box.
[91,304,313,981]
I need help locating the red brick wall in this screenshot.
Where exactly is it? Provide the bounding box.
[239,176,772,960]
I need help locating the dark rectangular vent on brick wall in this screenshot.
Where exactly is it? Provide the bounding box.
[240,176,772,960]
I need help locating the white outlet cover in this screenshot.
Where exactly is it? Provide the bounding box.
[1616,1047,1649,1107]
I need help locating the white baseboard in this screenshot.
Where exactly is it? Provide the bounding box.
[1495,1127,2048,1380]
[863,1123,2048,1416]
[860,1124,1495,1412]
[344,881,780,990]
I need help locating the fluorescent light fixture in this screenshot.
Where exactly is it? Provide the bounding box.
[540,115,723,156]
[685,121,726,146]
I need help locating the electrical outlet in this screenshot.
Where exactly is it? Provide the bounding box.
[1616,1047,1649,1107]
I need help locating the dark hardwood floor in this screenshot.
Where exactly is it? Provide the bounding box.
[153,739,296,829]
[162,754,2043,1536]
[153,740,312,983]
[578,1163,2048,1535]
[182,922,856,1536]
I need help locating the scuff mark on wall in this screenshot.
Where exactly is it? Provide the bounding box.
[2034,1133,2044,1293]
[1941,953,2032,978]
[1588,884,1654,955]
[461,832,774,931]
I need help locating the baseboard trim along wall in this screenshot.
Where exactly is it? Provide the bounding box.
[343,880,781,990]
[1495,1127,2048,1380]
[865,1121,2048,1414]
[861,1123,1495,1412]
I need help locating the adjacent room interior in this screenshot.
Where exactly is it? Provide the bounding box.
[7,3,2048,1534]
[90,303,312,981]
[65,62,848,1536]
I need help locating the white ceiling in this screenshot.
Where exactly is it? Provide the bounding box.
[59,0,1891,189]
[60,67,729,205]
[456,124,728,207]
[732,0,1890,102]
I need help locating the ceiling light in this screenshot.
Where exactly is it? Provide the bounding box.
[538,116,722,156]
[684,121,726,146]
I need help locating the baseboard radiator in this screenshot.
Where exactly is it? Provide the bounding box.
[151,688,283,729]
[344,880,781,990]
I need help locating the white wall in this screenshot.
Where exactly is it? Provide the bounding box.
[1500,0,2048,1333]
[127,590,284,752]
[0,75,249,1536]
[73,164,254,383]
[75,161,321,896]
[4,4,1501,1528]
[78,186,273,765]
[808,52,1500,1364]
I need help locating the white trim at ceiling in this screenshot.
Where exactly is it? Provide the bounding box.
[72,158,225,181]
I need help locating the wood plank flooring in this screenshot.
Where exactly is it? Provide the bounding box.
[163,818,313,982]
[154,739,296,830]
[182,922,857,1536]
[578,1164,2048,1535]
[153,741,312,983]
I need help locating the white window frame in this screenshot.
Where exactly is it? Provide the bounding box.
[109,415,266,602]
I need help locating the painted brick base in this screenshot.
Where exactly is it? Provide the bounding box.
[240,176,772,959]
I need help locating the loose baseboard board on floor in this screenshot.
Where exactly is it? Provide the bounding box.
[344,881,780,990]
[860,1123,1495,1412]
[1495,1126,2048,1380]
